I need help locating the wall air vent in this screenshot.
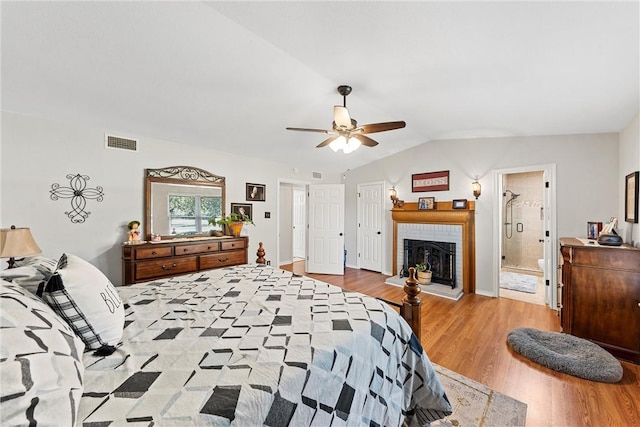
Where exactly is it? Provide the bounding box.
[312,172,322,180]
[105,134,138,152]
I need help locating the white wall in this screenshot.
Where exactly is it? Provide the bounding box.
[343,132,620,294]
[0,111,334,284]
[620,112,640,247]
[2,111,633,294]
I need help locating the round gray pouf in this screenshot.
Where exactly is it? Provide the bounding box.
[506,327,623,383]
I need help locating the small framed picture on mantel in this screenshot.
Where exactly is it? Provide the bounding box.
[418,197,435,210]
[452,199,468,209]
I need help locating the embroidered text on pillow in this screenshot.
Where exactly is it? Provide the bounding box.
[43,274,110,349]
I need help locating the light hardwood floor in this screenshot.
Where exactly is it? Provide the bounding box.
[280,262,640,427]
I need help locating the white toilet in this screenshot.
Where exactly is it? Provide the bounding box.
[538,259,545,273]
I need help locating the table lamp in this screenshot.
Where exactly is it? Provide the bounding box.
[0,225,42,269]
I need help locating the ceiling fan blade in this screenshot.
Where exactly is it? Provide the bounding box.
[333,106,353,129]
[359,121,406,134]
[286,127,331,134]
[352,134,379,147]
[316,135,339,148]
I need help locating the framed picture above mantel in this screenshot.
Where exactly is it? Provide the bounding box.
[412,171,449,192]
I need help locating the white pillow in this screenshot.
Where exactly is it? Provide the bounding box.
[0,280,85,426]
[42,254,124,353]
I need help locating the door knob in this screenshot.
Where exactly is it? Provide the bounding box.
[339,233,343,236]
[377,231,381,235]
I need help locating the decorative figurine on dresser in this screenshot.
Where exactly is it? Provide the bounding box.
[127,220,141,243]
[121,166,249,285]
[559,237,640,364]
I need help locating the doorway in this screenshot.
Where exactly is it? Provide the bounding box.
[493,164,557,309]
[277,180,308,268]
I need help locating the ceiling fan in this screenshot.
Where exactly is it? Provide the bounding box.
[286,85,406,153]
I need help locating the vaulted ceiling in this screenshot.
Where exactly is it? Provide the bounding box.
[2,1,638,173]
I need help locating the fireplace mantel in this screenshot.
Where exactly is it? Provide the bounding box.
[392,201,476,294]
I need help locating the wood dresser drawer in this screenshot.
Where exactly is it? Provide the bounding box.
[221,239,246,251]
[200,250,246,270]
[135,256,198,281]
[123,237,248,285]
[175,242,220,256]
[134,246,173,260]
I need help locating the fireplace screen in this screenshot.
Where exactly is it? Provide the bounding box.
[402,239,456,288]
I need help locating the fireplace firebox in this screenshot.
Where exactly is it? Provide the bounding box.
[402,239,456,288]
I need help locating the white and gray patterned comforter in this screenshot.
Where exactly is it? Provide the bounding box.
[78,264,452,426]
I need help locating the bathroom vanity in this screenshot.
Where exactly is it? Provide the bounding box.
[559,237,640,364]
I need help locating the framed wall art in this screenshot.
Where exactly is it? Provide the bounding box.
[246,183,266,202]
[412,171,449,192]
[452,199,468,209]
[418,197,435,210]
[625,171,639,223]
[231,203,253,221]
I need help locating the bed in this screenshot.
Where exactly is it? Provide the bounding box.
[1,256,452,426]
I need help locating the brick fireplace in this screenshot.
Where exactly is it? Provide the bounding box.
[392,201,476,294]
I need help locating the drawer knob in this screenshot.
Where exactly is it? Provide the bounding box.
[162,263,177,270]
[219,257,229,262]
[152,251,157,255]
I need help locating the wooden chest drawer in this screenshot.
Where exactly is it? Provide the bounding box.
[175,242,220,256]
[200,250,246,270]
[221,239,245,251]
[123,237,248,285]
[134,246,173,260]
[135,256,198,281]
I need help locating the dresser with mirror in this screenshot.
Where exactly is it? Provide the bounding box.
[122,166,248,285]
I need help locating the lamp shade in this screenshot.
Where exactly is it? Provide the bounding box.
[0,227,42,259]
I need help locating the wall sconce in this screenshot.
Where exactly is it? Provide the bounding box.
[389,186,405,208]
[472,177,482,199]
[0,225,42,269]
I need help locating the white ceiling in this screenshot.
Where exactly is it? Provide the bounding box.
[2,1,638,174]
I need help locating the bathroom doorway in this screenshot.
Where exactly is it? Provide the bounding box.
[493,165,558,309]
[501,171,545,304]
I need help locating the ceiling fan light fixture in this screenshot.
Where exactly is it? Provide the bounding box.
[287,84,406,152]
[329,136,347,152]
[344,137,361,153]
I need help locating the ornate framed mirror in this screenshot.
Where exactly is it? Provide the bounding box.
[144,166,225,240]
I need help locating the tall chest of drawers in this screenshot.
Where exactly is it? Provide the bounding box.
[559,237,640,364]
[122,237,248,285]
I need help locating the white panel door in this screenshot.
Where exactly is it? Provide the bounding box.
[306,184,345,275]
[358,182,383,272]
[292,187,306,259]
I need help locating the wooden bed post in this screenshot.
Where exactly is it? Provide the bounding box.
[401,267,422,340]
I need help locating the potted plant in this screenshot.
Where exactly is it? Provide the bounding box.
[209,212,254,237]
[415,262,432,285]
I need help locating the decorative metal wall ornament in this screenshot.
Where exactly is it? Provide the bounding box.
[50,174,104,223]
[146,166,225,184]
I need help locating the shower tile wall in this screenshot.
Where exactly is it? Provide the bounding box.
[503,171,544,271]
